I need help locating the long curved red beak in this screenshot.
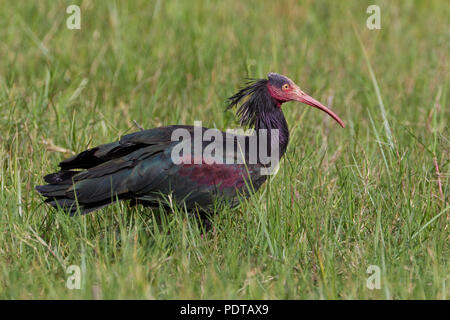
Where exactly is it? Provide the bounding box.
[294,89,345,128]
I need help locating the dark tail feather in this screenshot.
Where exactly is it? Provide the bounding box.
[36,178,119,216]
[37,141,149,215]
[36,163,133,215]
[43,196,115,216]
[36,182,117,216]
[44,170,78,184]
[58,141,146,170]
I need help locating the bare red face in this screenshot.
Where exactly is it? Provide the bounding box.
[266,78,299,102]
[267,73,345,128]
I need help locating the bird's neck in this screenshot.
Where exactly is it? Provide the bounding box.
[255,102,290,158]
[228,80,290,158]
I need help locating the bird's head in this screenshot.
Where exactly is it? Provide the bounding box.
[266,72,345,128]
[228,72,345,128]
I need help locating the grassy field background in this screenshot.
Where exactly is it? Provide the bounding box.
[0,0,448,299]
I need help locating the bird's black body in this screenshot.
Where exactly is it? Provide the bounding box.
[36,73,344,216]
[37,125,272,215]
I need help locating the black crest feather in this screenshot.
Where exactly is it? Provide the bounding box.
[227,78,274,128]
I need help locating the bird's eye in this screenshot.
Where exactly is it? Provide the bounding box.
[282,84,290,90]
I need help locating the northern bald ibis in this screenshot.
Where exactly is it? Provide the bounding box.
[36,73,344,215]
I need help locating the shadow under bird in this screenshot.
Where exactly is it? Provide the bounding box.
[36,73,345,216]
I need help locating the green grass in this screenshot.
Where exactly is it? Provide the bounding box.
[0,0,448,299]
